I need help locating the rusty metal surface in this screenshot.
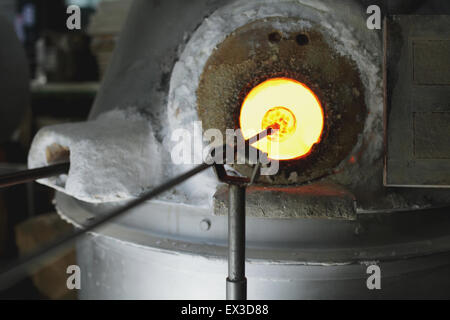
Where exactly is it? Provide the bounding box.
[197,17,367,185]
[214,183,357,220]
[384,15,450,187]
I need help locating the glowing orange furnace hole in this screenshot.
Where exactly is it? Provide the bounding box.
[239,78,324,161]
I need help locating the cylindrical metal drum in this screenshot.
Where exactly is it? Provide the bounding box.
[57,193,450,299]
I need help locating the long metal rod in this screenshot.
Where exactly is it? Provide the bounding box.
[0,128,272,292]
[0,128,275,191]
[247,125,277,143]
[226,184,247,300]
[0,162,70,189]
[0,162,212,291]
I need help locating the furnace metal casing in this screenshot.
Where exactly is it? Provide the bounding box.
[58,192,450,299]
[52,0,450,299]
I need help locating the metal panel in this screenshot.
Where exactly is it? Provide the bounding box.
[384,15,450,187]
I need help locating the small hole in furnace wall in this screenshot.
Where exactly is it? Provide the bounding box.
[268,32,281,43]
[296,34,309,46]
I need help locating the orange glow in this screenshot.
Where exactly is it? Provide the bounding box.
[240,78,324,160]
[262,107,297,142]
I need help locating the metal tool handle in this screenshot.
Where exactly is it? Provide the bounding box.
[227,184,247,300]
[0,162,70,189]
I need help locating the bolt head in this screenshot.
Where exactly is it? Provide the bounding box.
[200,219,211,231]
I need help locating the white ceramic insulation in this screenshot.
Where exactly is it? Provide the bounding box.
[28,109,163,203]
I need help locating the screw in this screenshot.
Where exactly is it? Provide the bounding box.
[200,219,211,231]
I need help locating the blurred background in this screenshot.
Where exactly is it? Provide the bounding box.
[0,0,132,299]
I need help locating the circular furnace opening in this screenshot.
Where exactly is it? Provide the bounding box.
[239,78,324,160]
[196,17,367,184]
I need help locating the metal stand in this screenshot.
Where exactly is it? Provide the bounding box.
[211,129,274,300]
[212,165,252,301]
[226,184,247,300]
